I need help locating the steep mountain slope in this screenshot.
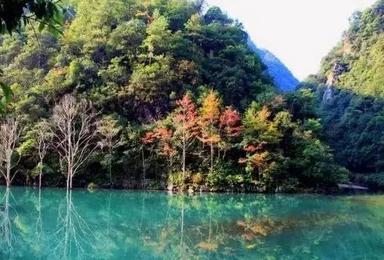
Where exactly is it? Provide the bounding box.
[248,40,299,92]
[320,0,384,94]
[308,0,384,187]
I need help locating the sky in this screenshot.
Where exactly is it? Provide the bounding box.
[205,0,376,80]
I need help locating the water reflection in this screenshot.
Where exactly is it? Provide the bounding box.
[0,188,383,259]
[0,189,14,255]
[33,189,44,256]
[52,190,95,259]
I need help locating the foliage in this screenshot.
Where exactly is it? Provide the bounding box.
[0,78,12,113]
[0,0,348,191]
[316,86,384,174]
[354,173,384,190]
[0,0,64,35]
[320,0,384,95]
[0,0,64,111]
[310,0,384,188]
[142,90,346,192]
[97,114,124,185]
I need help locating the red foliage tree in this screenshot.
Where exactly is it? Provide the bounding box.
[219,107,243,137]
[172,94,199,178]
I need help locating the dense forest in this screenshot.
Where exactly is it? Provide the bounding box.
[0,0,356,192]
[304,0,384,190]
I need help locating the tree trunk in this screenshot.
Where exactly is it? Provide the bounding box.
[108,148,112,186]
[6,155,11,188]
[210,141,214,174]
[67,120,72,190]
[142,146,145,189]
[67,166,73,190]
[66,172,70,190]
[182,136,186,181]
[39,172,42,189]
[39,159,43,189]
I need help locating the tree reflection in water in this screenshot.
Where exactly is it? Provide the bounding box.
[0,189,383,258]
[0,188,15,255]
[52,189,95,259]
[33,188,44,255]
[130,194,359,259]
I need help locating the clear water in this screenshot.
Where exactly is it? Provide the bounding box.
[1,187,384,259]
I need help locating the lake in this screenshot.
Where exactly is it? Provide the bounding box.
[0,187,383,259]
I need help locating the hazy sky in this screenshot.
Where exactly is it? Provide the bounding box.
[206,0,376,80]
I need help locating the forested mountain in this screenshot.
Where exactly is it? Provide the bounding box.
[248,40,299,92]
[0,0,347,192]
[306,0,384,189]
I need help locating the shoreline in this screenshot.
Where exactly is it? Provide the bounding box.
[0,184,375,196]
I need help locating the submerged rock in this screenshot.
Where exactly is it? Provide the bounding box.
[237,219,282,240]
[195,241,219,251]
[235,213,352,241]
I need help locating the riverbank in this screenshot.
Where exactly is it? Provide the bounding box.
[4,180,370,195]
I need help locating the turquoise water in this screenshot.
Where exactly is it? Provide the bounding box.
[1,187,384,259]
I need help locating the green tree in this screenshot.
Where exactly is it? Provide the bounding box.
[241,105,281,190]
[97,115,123,185]
[143,10,172,61]
[0,0,64,111]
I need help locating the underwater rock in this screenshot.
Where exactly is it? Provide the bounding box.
[237,219,280,240]
[195,241,219,251]
[235,213,351,242]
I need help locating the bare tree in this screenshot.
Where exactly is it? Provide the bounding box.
[35,120,53,189]
[0,118,21,187]
[52,95,98,190]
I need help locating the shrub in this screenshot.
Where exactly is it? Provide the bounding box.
[191,173,203,186]
[167,171,186,188]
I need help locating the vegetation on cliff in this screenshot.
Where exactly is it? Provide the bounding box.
[305,0,384,189]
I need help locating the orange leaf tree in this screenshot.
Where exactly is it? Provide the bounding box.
[198,90,222,174]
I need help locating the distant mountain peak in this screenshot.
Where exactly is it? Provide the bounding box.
[248,39,299,92]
